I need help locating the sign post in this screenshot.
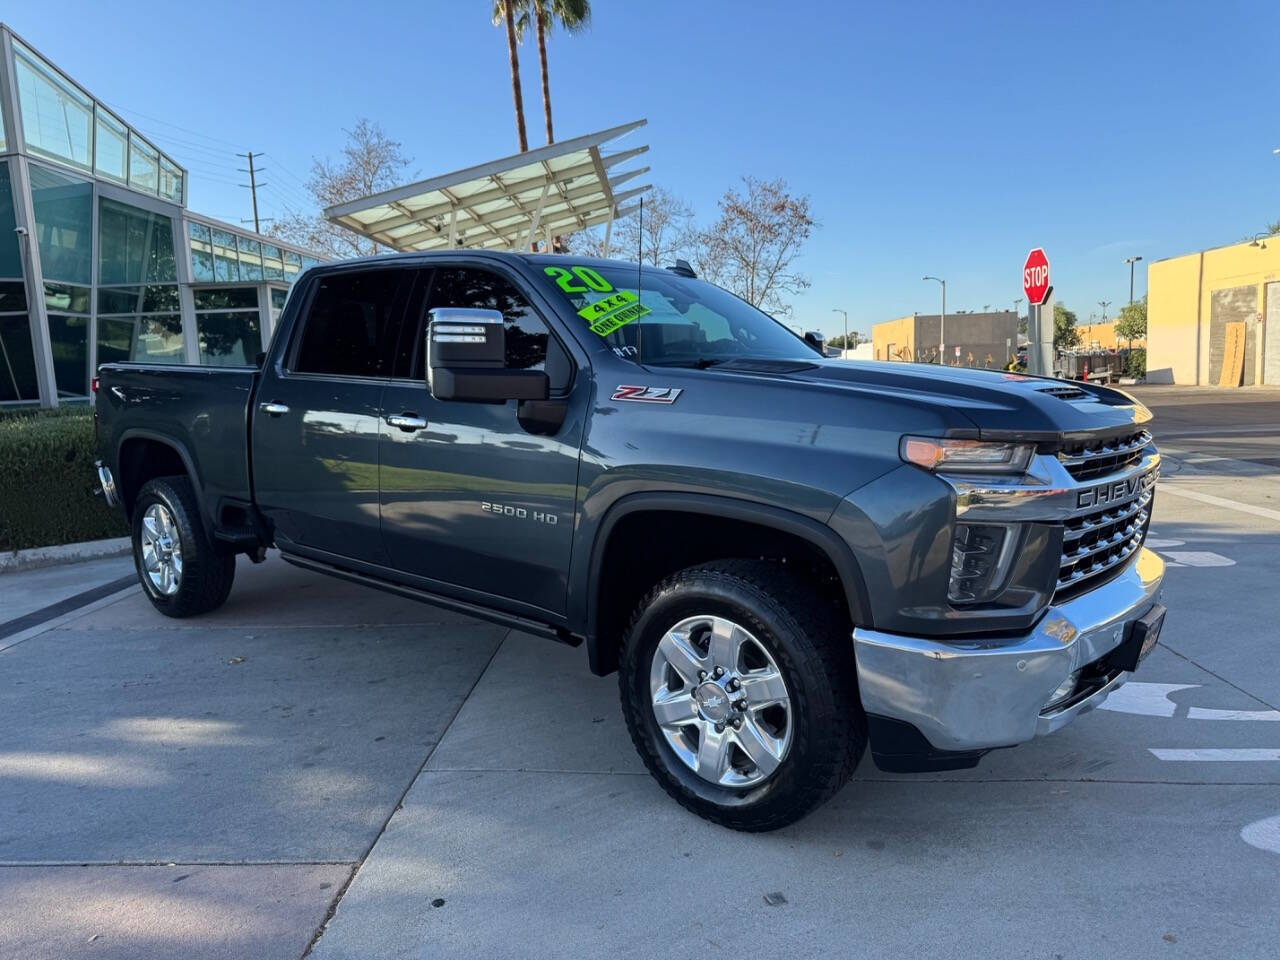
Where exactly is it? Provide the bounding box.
[1022,249,1053,376]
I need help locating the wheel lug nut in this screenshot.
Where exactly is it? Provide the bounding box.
[735,700,747,711]
[714,722,725,733]
[713,666,725,679]
[698,670,708,681]
[732,718,742,730]
[728,678,739,691]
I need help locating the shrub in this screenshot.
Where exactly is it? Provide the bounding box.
[1125,348,1147,380]
[0,408,128,551]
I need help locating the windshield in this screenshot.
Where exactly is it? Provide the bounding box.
[533,263,816,365]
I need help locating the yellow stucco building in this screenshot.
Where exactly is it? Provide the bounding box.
[1147,237,1280,384]
[1076,320,1145,352]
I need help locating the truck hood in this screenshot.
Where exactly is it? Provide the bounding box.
[698,358,1151,441]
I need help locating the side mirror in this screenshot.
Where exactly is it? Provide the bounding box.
[804,330,826,355]
[427,307,548,402]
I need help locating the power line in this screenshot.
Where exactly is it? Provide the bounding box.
[102,101,247,150]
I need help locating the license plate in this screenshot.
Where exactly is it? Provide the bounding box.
[1108,604,1166,673]
[1138,609,1164,663]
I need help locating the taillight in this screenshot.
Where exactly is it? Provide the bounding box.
[91,377,99,393]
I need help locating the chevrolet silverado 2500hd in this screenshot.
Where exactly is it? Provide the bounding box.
[95,251,1166,831]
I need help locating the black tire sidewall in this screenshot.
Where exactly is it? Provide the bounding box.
[131,477,231,616]
[620,567,855,829]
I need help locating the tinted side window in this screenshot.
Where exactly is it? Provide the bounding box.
[420,267,569,389]
[292,269,406,377]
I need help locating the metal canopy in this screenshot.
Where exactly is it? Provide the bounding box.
[325,119,650,252]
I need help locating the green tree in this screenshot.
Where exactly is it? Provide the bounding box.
[492,1,529,152]
[1266,218,1280,236]
[1054,302,1081,349]
[1114,296,1148,349]
[510,0,591,145]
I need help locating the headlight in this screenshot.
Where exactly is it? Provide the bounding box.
[900,436,1034,475]
[949,522,1018,603]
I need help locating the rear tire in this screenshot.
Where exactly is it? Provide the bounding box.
[619,560,865,831]
[132,476,235,618]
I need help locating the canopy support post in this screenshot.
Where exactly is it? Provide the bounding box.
[524,181,551,251]
[447,206,458,246]
[602,207,614,259]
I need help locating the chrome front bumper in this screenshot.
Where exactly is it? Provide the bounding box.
[852,547,1165,753]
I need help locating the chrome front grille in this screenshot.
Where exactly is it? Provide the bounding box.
[1056,469,1155,599]
[1058,429,1152,482]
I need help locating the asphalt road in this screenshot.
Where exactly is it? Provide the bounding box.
[1,387,1277,959]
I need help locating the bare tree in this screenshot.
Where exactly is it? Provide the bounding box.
[618,187,695,265]
[271,119,411,259]
[696,177,815,316]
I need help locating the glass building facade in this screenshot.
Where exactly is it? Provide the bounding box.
[0,24,325,406]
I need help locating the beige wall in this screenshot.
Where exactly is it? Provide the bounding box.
[1148,239,1280,384]
[872,316,915,361]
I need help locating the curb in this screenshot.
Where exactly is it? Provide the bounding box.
[0,537,131,574]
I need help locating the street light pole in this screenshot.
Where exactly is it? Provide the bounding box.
[1123,256,1143,304]
[922,276,945,362]
[831,308,848,358]
[1098,300,1111,323]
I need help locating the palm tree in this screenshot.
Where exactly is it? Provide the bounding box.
[518,0,592,144]
[492,1,529,152]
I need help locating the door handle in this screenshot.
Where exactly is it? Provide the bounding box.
[259,402,289,416]
[386,413,428,432]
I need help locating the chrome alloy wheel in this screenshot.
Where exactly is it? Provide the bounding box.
[140,503,183,596]
[649,615,793,789]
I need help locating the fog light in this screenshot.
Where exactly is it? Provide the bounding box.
[1044,670,1082,710]
[948,523,1017,603]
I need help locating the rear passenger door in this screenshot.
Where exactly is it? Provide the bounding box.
[253,266,411,564]
[378,263,585,616]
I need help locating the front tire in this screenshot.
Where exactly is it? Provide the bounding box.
[132,476,235,618]
[619,560,865,831]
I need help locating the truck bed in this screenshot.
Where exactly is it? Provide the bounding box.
[95,363,258,532]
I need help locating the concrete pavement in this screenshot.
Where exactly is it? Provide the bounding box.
[1,388,1278,958]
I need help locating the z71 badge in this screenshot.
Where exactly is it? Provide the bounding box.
[612,385,683,404]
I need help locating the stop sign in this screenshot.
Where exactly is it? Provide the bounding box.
[1023,248,1050,305]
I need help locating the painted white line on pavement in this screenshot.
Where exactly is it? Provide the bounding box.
[1150,749,1280,762]
[1099,682,1198,717]
[1188,707,1280,722]
[1241,815,1280,855]
[1144,537,1186,548]
[1157,484,1280,523]
[1158,423,1280,437]
[1160,550,1236,567]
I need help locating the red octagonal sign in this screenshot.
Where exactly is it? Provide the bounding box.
[1023,248,1050,306]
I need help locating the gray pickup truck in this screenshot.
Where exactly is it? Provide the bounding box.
[95,251,1166,831]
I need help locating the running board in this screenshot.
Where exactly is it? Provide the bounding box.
[278,552,581,646]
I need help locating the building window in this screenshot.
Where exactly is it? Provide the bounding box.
[263,245,284,281]
[96,197,183,368]
[29,164,93,286]
[94,112,128,183]
[211,229,239,281]
[128,139,160,195]
[188,222,215,282]
[237,236,263,281]
[159,159,183,204]
[13,41,92,170]
[98,197,178,285]
[0,162,38,404]
[194,287,261,366]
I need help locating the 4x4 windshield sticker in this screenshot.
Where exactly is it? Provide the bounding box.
[545,265,653,337]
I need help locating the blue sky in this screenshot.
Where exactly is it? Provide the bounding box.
[10,0,1279,337]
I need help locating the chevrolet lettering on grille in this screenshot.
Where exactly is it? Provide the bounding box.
[1076,470,1155,510]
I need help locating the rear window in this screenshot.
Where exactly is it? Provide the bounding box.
[292,269,406,377]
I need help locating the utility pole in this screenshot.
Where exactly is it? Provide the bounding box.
[923,276,946,362]
[1123,255,1143,304]
[238,151,266,234]
[831,308,848,356]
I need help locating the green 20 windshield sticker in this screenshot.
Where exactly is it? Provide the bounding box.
[545,265,651,337]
